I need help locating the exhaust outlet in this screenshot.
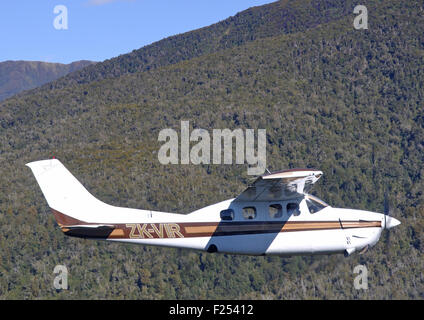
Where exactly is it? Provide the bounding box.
[344,247,356,257]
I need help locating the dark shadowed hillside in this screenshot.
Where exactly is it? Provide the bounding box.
[0,0,423,299]
[0,60,95,101]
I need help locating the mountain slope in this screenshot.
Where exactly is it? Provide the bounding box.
[0,0,423,299]
[50,0,358,88]
[0,60,95,101]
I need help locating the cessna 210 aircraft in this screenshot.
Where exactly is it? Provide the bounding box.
[27,159,400,257]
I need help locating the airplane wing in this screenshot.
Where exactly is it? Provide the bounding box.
[235,169,323,202]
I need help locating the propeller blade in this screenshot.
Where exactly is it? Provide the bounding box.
[384,191,390,216]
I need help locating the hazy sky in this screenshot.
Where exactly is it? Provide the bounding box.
[1,0,274,64]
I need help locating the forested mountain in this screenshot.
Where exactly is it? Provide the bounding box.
[0,60,95,101]
[0,0,423,299]
[49,0,358,88]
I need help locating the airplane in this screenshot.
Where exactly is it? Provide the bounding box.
[26,159,400,257]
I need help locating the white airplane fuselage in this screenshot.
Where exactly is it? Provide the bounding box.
[102,199,387,257]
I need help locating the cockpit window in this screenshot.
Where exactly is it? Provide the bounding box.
[306,194,329,214]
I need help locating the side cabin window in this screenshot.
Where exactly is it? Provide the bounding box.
[242,206,257,220]
[220,209,234,221]
[269,204,283,218]
[287,202,300,216]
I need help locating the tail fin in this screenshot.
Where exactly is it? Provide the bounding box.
[27,159,173,228]
[26,159,109,223]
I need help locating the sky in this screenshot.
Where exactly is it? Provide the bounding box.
[0,0,274,64]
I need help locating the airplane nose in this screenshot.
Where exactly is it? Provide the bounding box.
[385,216,401,229]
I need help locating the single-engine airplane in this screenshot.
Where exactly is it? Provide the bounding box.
[27,159,400,257]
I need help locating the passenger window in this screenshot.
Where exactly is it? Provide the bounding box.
[287,203,300,216]
[242,206,257,220]
[220,209,234,221]
[269,204,283,218]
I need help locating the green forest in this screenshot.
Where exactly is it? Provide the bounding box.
[0,0,423,299]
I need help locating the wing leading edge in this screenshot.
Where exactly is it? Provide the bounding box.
[235,168,323,202]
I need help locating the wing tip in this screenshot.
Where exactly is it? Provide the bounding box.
[26,158,61,169]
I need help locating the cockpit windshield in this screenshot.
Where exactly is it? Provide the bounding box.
[305,194,329,213]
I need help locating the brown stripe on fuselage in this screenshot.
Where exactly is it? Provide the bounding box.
[111,220,382,239]
[49,209,381,240]
[341,221,381,229]
[51,208,85,226]
[109,229,125,238]
[180,220,381,238]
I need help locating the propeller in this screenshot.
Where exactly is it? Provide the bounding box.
[383,192,401,230]
[382,191,401,254]
[384,191,390,228]
[384,191,391,249]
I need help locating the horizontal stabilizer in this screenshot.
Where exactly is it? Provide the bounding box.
[63,224,115,229]
[60,224,120,239]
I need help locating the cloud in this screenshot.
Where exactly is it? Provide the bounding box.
[87,0,115,5]
[86,0,134,6]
